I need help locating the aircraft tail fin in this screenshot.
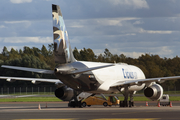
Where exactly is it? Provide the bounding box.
[52,4,76,64]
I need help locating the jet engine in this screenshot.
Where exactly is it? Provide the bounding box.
[144,84,163,101]
[55,86,74,101]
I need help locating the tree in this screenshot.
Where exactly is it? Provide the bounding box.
[104,48,112,62]
[80,48,88,61]
[119,54,126,63]
[23,46,34,55]
[97,54,104,62]
[2,46,9,56]
[19,49,23,55]
[73,47,80,60]
[0,59,3,65]
[86,48,95,61]
[32,47,41,57]
[48,43,54,56]
[41,45,48,57]
[9,48,20,60]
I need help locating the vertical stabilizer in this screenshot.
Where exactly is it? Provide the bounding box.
[52,4,76,64]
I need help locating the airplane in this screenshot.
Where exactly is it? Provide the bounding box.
[1,4,180,107]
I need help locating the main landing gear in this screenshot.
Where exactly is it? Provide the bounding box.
[119,86,135,107]
[68,91,92,108]
[68,100,82,108]
[68,91,82,108]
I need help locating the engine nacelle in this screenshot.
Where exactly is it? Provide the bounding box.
[55,86,74,101]
[144,84,163,101]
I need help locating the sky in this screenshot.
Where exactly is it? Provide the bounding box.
[0,0,180,58]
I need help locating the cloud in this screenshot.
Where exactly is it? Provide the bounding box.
[92,48,145,58]
[0,0,180,59]
[1,37,52,43]
[4,20,31,24]
[109,0,149,9]
[151,46,173,56]
[133,20,144,25]
[139,28,173,34]
[70,25,84,28]
[0,25,6,28]
[122,52,145,58]
[7,45,24,51]
[10,0,32,4]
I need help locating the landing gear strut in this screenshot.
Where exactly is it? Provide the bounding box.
[129,91,134,107]
[68,91,82,108]
[119,86,135,107]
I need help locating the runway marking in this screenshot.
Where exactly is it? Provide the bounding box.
[13,119,73,120]
[91,118,159,120]
[14,119,159,120]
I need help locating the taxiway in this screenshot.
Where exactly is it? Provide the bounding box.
[0,102,179,120]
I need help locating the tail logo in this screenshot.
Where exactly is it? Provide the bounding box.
[52,5,71,63]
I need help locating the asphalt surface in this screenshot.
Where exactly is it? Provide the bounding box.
[0,101,180,120]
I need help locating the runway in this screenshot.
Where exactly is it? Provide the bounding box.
[0,102,180,120]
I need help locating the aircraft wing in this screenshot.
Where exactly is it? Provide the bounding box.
[1,65,54,74]
[0,76,60,83]
[68,64,114,75]
[110,76,180,87]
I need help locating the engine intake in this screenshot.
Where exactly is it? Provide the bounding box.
[144,84,163,101]
[55,86,74,101]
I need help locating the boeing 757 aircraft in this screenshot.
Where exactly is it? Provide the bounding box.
[1,4,180,107]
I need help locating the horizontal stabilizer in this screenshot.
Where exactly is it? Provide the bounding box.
[1,65,54,74]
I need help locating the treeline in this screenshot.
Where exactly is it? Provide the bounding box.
[0,45,180,90]
[0,44,56,88]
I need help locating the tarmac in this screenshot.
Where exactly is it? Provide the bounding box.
[0,101,180,120]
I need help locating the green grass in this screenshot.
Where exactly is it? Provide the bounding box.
[1,92,54,95]
[0,97,61,102]
[0,96,179,102]
[164,91,180,94]
[0,91,180,102]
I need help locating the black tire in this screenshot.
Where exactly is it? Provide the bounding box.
[124,101,128,107]
[87,105,91,107]
[103,102,108,107]
[68,101,76,108]
[129,101,131,107]
[82,102,87,107]
[119,101,123,107]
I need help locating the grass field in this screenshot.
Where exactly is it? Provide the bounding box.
[0,97,61,102]
[0,94,179,102]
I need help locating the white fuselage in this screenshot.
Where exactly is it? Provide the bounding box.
[81,61,146,93]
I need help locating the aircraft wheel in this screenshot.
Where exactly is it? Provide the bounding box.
[103,102,108,107]
[119,101,123,107]
[82,102,87,107]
